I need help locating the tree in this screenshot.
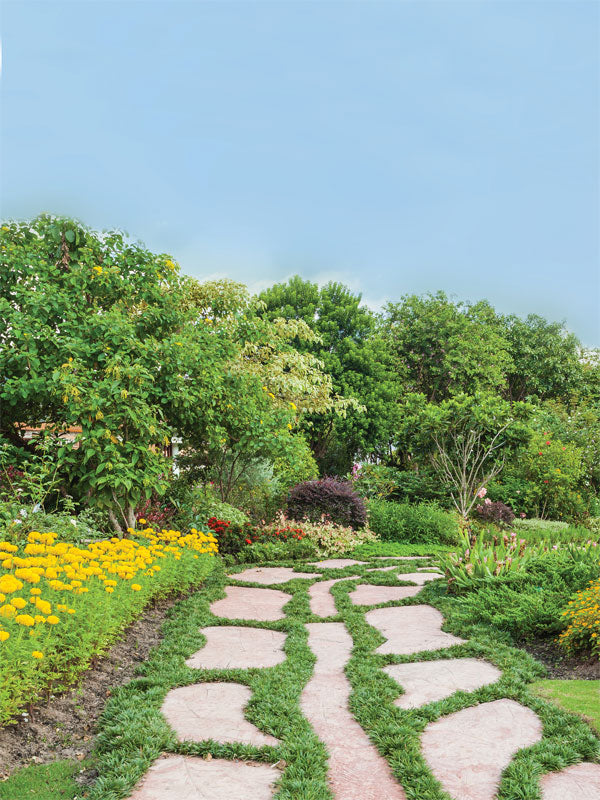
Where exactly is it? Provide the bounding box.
[400,392,532,519]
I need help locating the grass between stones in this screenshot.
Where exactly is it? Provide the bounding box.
[2,557,599,799]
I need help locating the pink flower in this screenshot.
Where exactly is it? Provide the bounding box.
[520,512,526,518]
[484,498,492,505]
[477,487,487,498]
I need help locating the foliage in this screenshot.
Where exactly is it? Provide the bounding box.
[282,516,376,557]
[287,477,367,530]
[272,434,319,494]
[0,760,84,800]
[388,468,449,505]
[348,462,398,499]
[367,499,458,544]
[0,525,217,725]
[531,680,600,734]
[349,540,452,558]
[236,537,318,564]
[167,480,248,530]
[473,500,515,525]
[558,577,600,660]
[207,516,313,558]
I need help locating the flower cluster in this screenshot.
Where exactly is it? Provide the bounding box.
[559,577,600,659]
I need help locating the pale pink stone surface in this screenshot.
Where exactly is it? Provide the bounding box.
[384,658,501,709]
[186,627,286,669]
[365,565,400,573]
[366,605,466,655]
[161,683,279,745]
[210,586,291,621]
[349,584,421,606]
[128,754,278,800]
[395,571,441,585]
[540,762,600,800]
[301,622,406,800]
[372,556,427,560]
[308,578,354,617]
[422,699,543,800]
[232,566,319,584]
[310,558,369,569]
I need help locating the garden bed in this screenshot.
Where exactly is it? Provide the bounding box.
[517,636,599,680]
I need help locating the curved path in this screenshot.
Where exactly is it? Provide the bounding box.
[127,556,600,799]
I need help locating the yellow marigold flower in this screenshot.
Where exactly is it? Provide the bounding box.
[105,586,114,593]
[30,588,42,596]
[66,609,76,614]
[15,614,35,627]
[104,580,117,587]
[36,599,52,615]
[131,584,142,591]
[0,604,16,619]
[32,651,44,659]
[10,597,27,609]
[0,630,9,641]
[0,575,23,594]
[0,594,4,603]
[46,615,60,625]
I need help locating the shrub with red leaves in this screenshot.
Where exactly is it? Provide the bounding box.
[286,477,367,530]
[136,495,177,528]
[474,500,515,526]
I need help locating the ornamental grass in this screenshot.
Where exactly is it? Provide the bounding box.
[0,522,217,725]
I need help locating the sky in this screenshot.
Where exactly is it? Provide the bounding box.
[2,0,599,345]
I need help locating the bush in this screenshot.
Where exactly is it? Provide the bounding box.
[348,463,398,500]
[474,500,515,525]
[287,478,367,530]
[284,516,376,557]
[559,577,600,659]
[236,538,318,564]
[169,482,249,530]
[207,517,315,558]
[367,499,457,544]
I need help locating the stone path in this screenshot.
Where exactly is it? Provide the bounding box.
[127,555,598,800]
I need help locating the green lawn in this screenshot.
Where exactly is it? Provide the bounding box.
[0,760,85,800]
[531,680,600,734]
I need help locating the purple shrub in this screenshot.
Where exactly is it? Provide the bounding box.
[474,499,515,526]
[286,477,367,530]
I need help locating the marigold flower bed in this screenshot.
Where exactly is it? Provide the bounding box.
[0,524,217,726]
[559,577,600,660]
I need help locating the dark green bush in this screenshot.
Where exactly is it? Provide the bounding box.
[367,499,457,544]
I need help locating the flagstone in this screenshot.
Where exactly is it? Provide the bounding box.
[161,682,279,746]
[540,762,600,800]
[349,584,421,606]
[310,558,369,569]
[372,556,427,560]
[128,754,278,800]
[395,571,442,585]
[211,586,291,621]
[366,605,466,655]
[301,622,406,800]
[309,578,355,617]
[232,566,319,584]
[422,699,543,800]
[186,626,286,669]
[384,658,501,709]
[365,565,399,573]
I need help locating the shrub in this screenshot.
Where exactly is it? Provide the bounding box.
[474,500,515,526]
[136,493,177,529]
[287,478,367,530]
[348,463,398,500]
[237,538,318,564]
[168,481,249,530]
[559,577,600,659]
[207,517,313,558]
[367,499,457,544]
[284,516,376,557]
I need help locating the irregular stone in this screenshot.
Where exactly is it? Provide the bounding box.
[395,571,441,585]
[366,565,399,573]
[309,578,353,617]
[301,622,406,800]
[349,584,421,606]
[186,626,286,669]
[310,559,368,569]
[366,605,466,655]
[384,658,501,709]
[161,682,279,745]
[540,762,600,800]
[422,699,543,800]
[417,567,443,574]
[128,754,278,800]
[372,556,427,560]
[233,566,319,584]
[211,586,291,621]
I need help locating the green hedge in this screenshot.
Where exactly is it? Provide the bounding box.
[367,499,457,544]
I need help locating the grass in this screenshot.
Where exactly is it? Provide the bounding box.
[2,555,598,799]
[350,541,452,558]
[531,680,600,734]
[0,760,86,799]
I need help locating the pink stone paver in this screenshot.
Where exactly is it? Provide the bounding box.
[395,571,442,585]
[232,566,319,584]
[540,763,600,800]
[186,626,286,669]
[309,578,354,617]
[310,558,369,569]
[366,605,466,654]
[301,622,406,800]
[128,754,278,800]
[365,565,400,573]
[372,556,428,560]
[384,658,501,709]
[161,683,279,745]
[349,584,421,606]
[422,699,543,800]
[210,586,291,621]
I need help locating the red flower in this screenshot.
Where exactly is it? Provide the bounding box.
[546,440,551,446]
[245,538,252,544]
[544,480,549,484]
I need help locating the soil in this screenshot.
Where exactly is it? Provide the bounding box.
[0,594,181,782]
[517,635,600,680]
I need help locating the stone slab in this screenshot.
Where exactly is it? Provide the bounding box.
[422,699,543,800]
[232,566,319,584]
[211,586,291,622]
[128,754,278,799]
[384,658,501,709]
[395,571,442,585]
[366,605,466,655]
[301,622,406,800]
[161,682,279,746]
[186,626,286,669]
[309,578,354,617]
[540,762,600,800]
[372,556,428,560]
[365,565,399,573]
[310,559,368,569]
[349,584,421,606]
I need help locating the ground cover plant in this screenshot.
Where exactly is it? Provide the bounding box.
[531,679,600,734]
[367,498,457,545]
[0,524,217,725]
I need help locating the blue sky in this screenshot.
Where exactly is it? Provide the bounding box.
[2,1,599,345]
